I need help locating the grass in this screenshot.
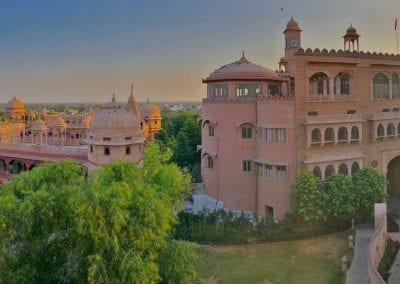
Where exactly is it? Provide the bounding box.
[197,230,352,284]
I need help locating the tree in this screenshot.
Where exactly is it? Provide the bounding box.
[324,173,355,220]
[0,144,196,283]
[291,171,328,222]
[352,167,386,218]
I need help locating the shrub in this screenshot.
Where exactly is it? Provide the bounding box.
[378,239,400,281]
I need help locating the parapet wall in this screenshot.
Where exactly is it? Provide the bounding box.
[367,203,387,284]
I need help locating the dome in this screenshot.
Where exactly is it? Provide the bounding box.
[31,119,46,131]
[52,116,67,128]
[141,100,161,120]
[284,16,301,32]
[89,104,140,135]
[344,24,359,37]
[203,53,281,82]
[5,96,25,111]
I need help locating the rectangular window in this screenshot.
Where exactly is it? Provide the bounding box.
[236,84,261,98]
[206,156,214,169]
[265,165,273,178]
[265,128,286,143]
[276,165,287,180]
[209,84,228,98]
[266,128,273,142]
[307,111,318,116]
[208,125,215,137]
[276,128,286,142]
[241,127,252,139]
[242,160,252,172]
[102,137,111,141]
[268,84,280,97]
[125,136,132,141]
[347,109,356,114]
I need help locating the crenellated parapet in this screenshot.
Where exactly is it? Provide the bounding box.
[296,47,400,60]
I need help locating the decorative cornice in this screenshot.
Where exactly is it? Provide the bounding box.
[296,48,400,61]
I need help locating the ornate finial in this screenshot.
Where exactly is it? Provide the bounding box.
[242,50,245,57]
[112,92,116,102]
[350,22,352,27]
[291,15,293,21]
[130,83,134,96]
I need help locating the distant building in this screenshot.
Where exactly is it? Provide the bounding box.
[200,18,400,219]
[0,86,161,184]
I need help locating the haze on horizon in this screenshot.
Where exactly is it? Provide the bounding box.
[0,0,399,103]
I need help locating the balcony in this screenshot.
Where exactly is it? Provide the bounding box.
[305,114,363,125]
[368,111,400,121]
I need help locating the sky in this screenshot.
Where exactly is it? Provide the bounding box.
[0,0,400,103]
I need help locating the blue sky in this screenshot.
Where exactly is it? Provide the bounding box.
[0,0,399,103]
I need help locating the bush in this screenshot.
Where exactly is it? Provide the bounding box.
[387,212,399,233]
[174,211,351,245]
[378,239,400,281]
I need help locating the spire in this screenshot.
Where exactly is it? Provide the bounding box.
[112,92,116,103]
[127,84,140,118]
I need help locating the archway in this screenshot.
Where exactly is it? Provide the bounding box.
[387,156,400,195]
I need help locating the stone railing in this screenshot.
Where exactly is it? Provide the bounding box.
[0,143,87,157]
[367,203,387,284]
[202,95,295,104]
[369,111,400,121]
[305,113,362,124]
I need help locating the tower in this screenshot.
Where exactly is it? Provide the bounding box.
[283,16,302,59]
[283,17,302,74]
[343,24,360,52]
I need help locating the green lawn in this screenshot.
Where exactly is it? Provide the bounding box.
[197,231,352,284]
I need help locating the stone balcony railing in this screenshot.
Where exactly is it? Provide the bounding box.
[304,113,362,124]
[369,111,400,121]
[203,95,295,104]
[0,143,87,157]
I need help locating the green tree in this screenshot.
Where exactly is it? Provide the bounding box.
[0,144,196,283]
[352,167,386,218]
[292,171,328,222]
[324,173,355,220]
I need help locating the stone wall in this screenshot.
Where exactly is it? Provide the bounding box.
[367,203,387,284]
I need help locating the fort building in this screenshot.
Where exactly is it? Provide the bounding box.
[0,86,161,184]
[200,18,400,219]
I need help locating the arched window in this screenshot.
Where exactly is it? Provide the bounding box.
[0,159,6,171]
[241,125,253,139]
[104,147,110,156]
[311,128,321,143]
[351,162,360,174]
[387,123,396,136]
[309,72,329,96]
[90,145,93,153]
[325,165,335,179]
[377,124,385,138]
[335,72,351,95]
[338,163,348,175]
[313,166,322,179]
[398,122,400,135]
[126,146,131,155]
[351,126,359,140]
[338,127,348,142]
[393,73,400,98]
[325,128,335,143]
[373,73,389,99]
